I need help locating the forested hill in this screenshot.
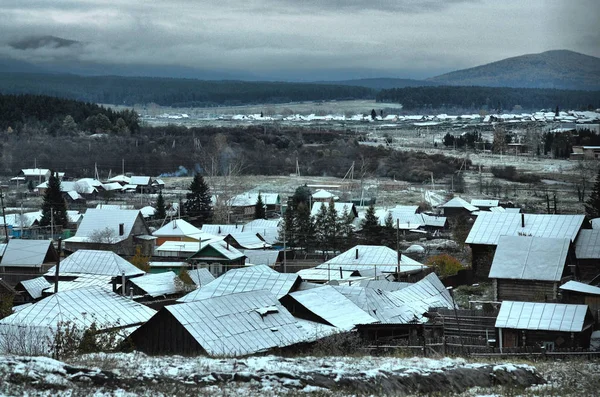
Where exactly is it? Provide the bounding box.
[0,93,140,134]
[0,73,375,107]
[376,86,600,111]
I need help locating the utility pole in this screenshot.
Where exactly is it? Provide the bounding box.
[53,238,62,293]
[282,222,287,273]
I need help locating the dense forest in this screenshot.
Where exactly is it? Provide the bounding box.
[0,94,140,135]
[0,73,375,107]
[376,86,600,111]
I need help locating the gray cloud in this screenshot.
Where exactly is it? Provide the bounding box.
[0,0,597,79]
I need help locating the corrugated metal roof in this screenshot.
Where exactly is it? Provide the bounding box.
[0,239,53,268]
[387,273,455,313]
[287,285,378,330]
[560,280,600,296]
[334,285,421,323]
[155,241,204,254]
[199,241,245,261]
[440,197,478,212]
[167,290,325,357]
[44,275,113,293]
[243,250,279,266]
[359,279,411,292]
[312,189,337,199]
[229,192,280,207]
[318,245,426,274]
[188,268,215,287]
[201,224,244,235]
[153,219,202,238]
[0,286,156,330]
[130,176,151,185]
[489,236,570,281]
[19,277,51,299]
[495,301,589,332]
[69,208,145,243]
[129,271,183,297]
[148,261,188,268]
[466,212,585,246]
[244,219,281,244]
[575,229,600,259]
[46,250,144,277]
[296,268,357,283]
[178,265,298,302]
[227,232,270,249]
[421,214,447,227]
[504,208,522,213]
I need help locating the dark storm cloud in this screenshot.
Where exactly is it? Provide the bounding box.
[0,0,597,79]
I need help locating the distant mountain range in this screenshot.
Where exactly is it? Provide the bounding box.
[427,50,600,91]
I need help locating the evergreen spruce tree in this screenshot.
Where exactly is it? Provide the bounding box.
[325,200,339,254]
[313,202,329,253]
[383,211,396,248]
[362,204,380,245]
[254,193,266,219]
[184,174,213,226]
[155,190,167,220]
[585,168,600,219]
[279,199,296,248]
[338,205,355,251]
[40,171,68,228]
[295,202,314,253]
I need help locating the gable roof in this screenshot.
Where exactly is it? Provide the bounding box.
[495,301,589,332]
[43,274,114,294]
[128,271,183,297]
[471,199,499,208]
[130,176,151,186]
[243,250,279,266]
[165,290,331,357]
[243,219,280,244]
[192,240,245,261]
[46,249,144,277]
[178,265,299,302]
[489,236,571,281]
[318,245,426,274]
[188,268,216,287]
[440,197,478,212]
[0,239,56,268]
[575,229,600,259]
[465,212,585,246]
[201,224,244,235]
[311,189,338,200]
[287,285,378,330]
[387,273,455,314]
[18,276,52,299]
[226,232,270,249]
[153,219,202,238]
[67,208,147,243]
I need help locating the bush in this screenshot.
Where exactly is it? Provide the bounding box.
[426,254,464,278]
[490,166,540,184]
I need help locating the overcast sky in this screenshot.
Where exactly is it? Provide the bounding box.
[0,0,598,80]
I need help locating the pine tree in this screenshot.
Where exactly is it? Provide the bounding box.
[155,190,166,220]
[254,193,266,219]
[40,171,68,228]
[585,168,600,219]
[362,204,380,245]
[184,174,213,226]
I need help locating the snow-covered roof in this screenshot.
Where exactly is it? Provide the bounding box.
[575,229,600,259]
[243,219,281,244]
[296,268,358,283]
[311,189,338,200]
[153,219,202,238]
[130,176,151,186]
[67,208,145,243]
[0,286,156,353]
[139,206,156,218]
[3,211,41,229]
[310,202,356,217]
[20,168,50,177]
[243,250,279,266]
[465,213,585,246]
[495,301,589,332]
[318,245,426,274]
[128,271,183,297]
[0,239,54,268]
[229,192,280,207]
[18,276,51,299]
[387,273,455,314]
[44,275,114,293]
[560,280,600,296]
[471,199,499,208]
[489,236,570,281]
[440,197,478,212]
[201,224,244,236]
[46,249,144,277]
[194,240,245,261]
[287,285,378,330]
[106,174,131,184]
[188,268,215,287]
[227,232,270,249]
[359,279,410,292]
[179,265,299,302]
[165,290,333,357]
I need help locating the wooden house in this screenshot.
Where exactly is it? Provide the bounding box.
[495,301,594,351]
[470,199,499,212]
[574,229,600,282]
[63,208,155,256]
[439,196,477,218]
[0,240,59,275]
[187,240,246,276]
[560,281,600,327]
[152,219,207,246]
[466,213,585,280]
[489,236,575,302]
[228,192,281,221]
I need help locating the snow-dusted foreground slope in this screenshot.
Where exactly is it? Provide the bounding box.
[0,353,546,396]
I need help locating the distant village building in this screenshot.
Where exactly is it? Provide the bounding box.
[439,197,477,218]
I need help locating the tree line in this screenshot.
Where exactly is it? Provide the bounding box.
[0,72,375,107]
[376,86,600,111]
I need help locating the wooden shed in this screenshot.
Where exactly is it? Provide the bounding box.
[560,281,600,327]
[574,229,600,282]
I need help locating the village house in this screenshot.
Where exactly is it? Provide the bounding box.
[17,168,64,184]
[559,281,600,327]
[465,212,585,279]
[0,239,59,279]
[311,189,339,203]
[227,192,281,221]
[120,271,185,304]
[187,240,246,276]
[152,219,205,246]
[310,201,358,219]
[489,236,576,302]
[63,208,155,256]
[439,196,477,218]
[495,301,595,351]
[470,199,499,212]
[574,229,600,282]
